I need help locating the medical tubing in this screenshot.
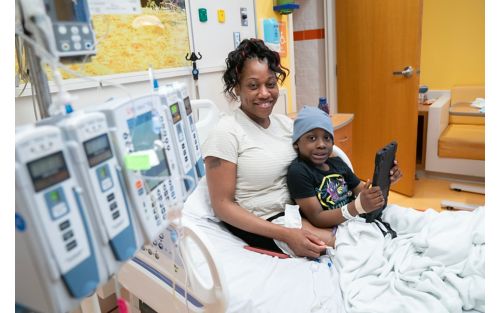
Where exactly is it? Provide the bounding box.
[16,81,29,98]
[165,223,189,313]
[19,21,69,117]
[48,61,70,116]
[15,36,30,97]
[172,225,190,313]
[58,62,133,100]
[78,21,111,72]
[31,82,40,121]
[169,240,180,313]
[17,28,58,117]
[15,36,30,83]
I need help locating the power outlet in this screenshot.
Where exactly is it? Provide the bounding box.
[233,32,241,49]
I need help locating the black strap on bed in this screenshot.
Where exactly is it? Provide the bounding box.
[373,217,397,239]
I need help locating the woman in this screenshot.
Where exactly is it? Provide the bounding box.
[202,38,331,258]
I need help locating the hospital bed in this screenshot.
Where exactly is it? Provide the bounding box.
[117,101,485,313]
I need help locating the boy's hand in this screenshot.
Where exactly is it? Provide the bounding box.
[359,179,385,213]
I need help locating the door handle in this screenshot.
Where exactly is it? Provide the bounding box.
[393,66,414,78]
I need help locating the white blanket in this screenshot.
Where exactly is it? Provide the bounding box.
[334,205,485,313]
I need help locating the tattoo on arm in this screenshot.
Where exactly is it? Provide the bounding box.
[207,158,222,170]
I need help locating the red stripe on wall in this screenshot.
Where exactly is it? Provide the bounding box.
[293,28,325,41]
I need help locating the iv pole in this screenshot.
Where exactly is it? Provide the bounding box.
[185,51,202,99]
[16,0,54,119]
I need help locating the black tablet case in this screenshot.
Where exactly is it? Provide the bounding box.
[361,141,398,223]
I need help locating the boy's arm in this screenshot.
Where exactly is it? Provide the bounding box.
[352,180,366,196]
[295,196,355,228]
[298,178,386,228]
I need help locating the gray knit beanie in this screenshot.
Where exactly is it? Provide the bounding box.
[292,106,334,143]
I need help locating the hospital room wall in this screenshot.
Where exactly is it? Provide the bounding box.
[419,0,485,89]
[292,0,326,112]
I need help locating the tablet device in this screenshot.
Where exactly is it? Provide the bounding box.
[361,141,398,223]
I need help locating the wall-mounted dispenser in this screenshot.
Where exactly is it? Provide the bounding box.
[273,0,300,15]
[262,18,280,52]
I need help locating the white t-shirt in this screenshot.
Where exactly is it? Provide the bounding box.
[202,108,297,219]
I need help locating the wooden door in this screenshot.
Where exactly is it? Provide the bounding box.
[336,0,423,196]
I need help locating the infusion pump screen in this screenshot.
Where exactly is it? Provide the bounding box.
[127,112,170,191]
[170,103,182,123]
[183,97,192,115]
[28,151,70,192]
[54,0,78,22]
[84,134,113,168]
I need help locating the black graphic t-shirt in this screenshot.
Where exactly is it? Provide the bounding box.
[287,157,360,210]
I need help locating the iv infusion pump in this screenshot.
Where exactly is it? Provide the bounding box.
[15,90,205,312]
[36,112,140,270]
[43,0,97,60]
[15,125,105,313]
[158,85,197,197]
[18,0,97,61]
[95,94,184,243]
[171,82,205,180]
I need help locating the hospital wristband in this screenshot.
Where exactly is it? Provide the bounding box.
[341,204,356,221]
[354,196,366,214]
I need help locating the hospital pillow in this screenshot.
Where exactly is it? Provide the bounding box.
[183,177,220,222]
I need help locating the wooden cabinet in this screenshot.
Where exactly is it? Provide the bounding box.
[287,112,354,161]
[331,114,354,161]
[416,104,429,169]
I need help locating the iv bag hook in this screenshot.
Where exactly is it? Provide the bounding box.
[185,51,202,81]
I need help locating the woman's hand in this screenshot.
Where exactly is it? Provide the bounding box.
[285,228,327,258]
[358,180,385,213]
[389,160,403,184]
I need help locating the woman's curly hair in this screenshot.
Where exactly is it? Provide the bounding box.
[223,38,289,101]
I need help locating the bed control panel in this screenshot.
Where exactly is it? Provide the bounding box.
[135,225,186,284]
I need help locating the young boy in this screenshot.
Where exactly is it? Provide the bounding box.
[287,106,391,231]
